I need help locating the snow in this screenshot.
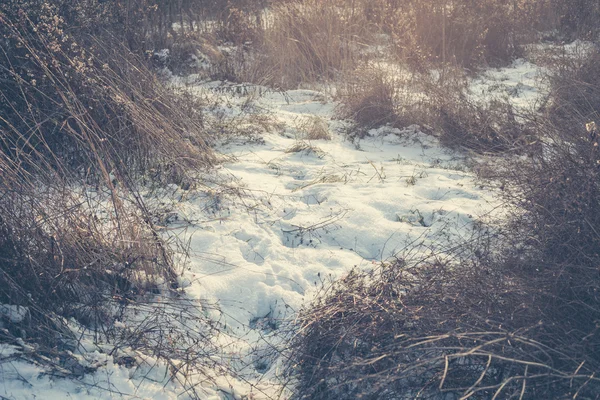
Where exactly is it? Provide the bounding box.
[1,58,544,399]
[470,59,546,110]
[0,305,28,324]
[0,358,180,400]
[178,92,494,322]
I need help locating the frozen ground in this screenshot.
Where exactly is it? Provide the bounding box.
[1,59,542,399]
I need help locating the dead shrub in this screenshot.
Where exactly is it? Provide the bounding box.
[243,0,372,89]
[214,0,264,45]
[488,115,600,352]
[288,250,600,399]
[0,2,215,364]
[336,66,432,134]
[491,48,600,296]
[160,33,226,76]
[550,0,600,40]
[435,93,533,152]
[337,65,532,152]
[543,46,600,131]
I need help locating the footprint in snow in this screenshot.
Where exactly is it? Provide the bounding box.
[233,230,271,266]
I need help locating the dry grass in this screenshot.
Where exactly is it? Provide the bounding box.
[297,116,331,141]
[397,1,524,68]
[543,47,600,132]
[288,246,600,399]
[434,94,534,153]
[175,0,597,87]
[285,141,326,158]
[240,0,373,89]
[338,63,536,152]
[289,39,600,400]
[336,64,456,139]
[0,5,216,371]
[336,67,404,132]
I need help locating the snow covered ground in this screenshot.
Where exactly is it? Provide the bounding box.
[470,58,546,110]
[1,59,542,399]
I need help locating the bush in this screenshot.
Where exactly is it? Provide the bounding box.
[551,0,600,40]
[504,49,600,303]
[434,93,533,152]
[0,1,214,355]
[544,47,600,131]
[391,0,525,69]
[337,65,532,152]
[289,42,600,400]
[336,68,405,132]
[490,119,600,355]
[241,0,373,88]
[289,252,600,399]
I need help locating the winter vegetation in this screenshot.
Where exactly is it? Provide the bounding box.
[2,0,600,399]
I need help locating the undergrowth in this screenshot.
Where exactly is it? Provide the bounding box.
[338,64,534,153]
[287,29,600,400]
[0,1,220,388]
[3,0,600,397]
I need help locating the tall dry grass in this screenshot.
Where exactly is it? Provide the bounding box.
[393,1,525,69]
[337,64,532,152]
[336,65,433,134]
[239,0,375,88]
[289,250,600,399]
[0,4,214,354]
